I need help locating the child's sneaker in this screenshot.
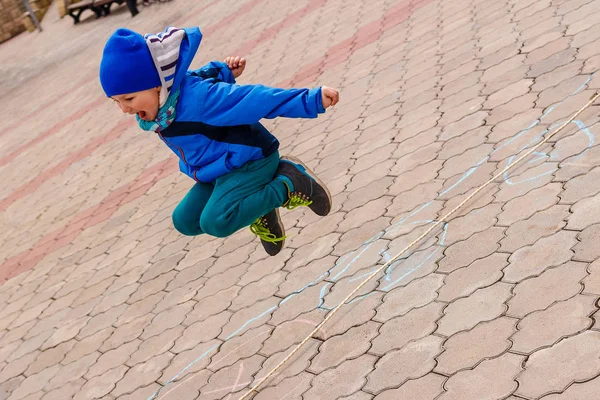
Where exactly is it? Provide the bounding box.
[250,209,286,256]
[277,156,332,216]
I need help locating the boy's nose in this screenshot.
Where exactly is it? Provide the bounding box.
[120,105,133,114]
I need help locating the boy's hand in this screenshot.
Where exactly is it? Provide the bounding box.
[321,86,340,109]
[225,56,246,79]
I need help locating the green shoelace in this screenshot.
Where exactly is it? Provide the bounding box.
[249,218,286,243]
[284,194,313,210]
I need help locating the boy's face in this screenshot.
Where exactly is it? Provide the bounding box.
[112,87,161,121]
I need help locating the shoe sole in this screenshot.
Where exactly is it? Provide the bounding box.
[274,207,285,250]
[267,208,285,256]
[280,155,332,215]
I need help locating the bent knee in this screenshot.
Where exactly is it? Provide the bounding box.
[200,214,237,238]
[172,212,203,236]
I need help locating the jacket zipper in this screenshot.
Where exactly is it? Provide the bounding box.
[158,131,199,181]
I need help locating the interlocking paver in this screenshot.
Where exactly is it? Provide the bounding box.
[0,294,35,321]
[489,111,545,148]
[387,180,443,216]
[309,321,380,373]
[583,258,600,294]
[494,162,555,203]
[437,282,513,336]
[373,373,445,400]
[334,217,392,256]
[306,354,377,399]
[342,178,394,212]
[374,274,444,321]
[0,351,39,384]
[504,230,577,283]
[541,375,600,399]
[511,295,596,354]
[364,336,443,394]
[253,372,312,400]
[255,339,320,388]
[111,353,173,398]
[128,326,182,366]
[277,258,335,298]
[439,161,497,200]
[321,274,379,311]
[154,279,204,313]
[500,205,570,253]
[389,161,442,195]
[127,271,176,305]
[1,320,36,347]
[77,304,127,339]
[1,376,24,399]
[317,292,384,340]
[67,296,102,321]
[442,203,502,245]
[76,365,128,400]
[6,365,59,400]
[87,340,140,379]
[101,314,153,353]
[508,261,588,317]
[158,340,220,385]
[483,65,530,97]
[45,351,100,391]
[516,331,600,398]
[184,285,240,326]
[209,325,271,371]
[91,283,138,315]
[438,227,505,273]
[436,317,516,376]
[437,253,509,302]
[229,272,286,311]
[370,302,443,356]
[438,353,523,400]
[62,326,113,365]
[24,341,74,377]
[438,126,489,160]
[200,355,265,400]
[439,112,487,142]
[486,79,535,110]
[173,311,230,354]
[219,297,282,340]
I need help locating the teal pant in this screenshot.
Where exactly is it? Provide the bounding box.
[172,151,288,238]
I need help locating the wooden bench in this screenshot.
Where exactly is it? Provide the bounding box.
[67,0,125,24]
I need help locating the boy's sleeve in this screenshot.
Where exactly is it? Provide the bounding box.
[187,80,326,126]
[191,61,236,84]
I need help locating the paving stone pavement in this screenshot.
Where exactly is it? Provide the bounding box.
[2,0,600,398]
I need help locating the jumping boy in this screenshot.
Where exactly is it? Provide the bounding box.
[99,26,339,256]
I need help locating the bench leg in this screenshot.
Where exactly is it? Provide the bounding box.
[90,4,111,17]
[91,6,103,18]
[68,9,83,23]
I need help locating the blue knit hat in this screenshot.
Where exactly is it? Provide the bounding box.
[99,28,161,97]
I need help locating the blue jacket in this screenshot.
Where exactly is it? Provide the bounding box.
[159,27,325,183]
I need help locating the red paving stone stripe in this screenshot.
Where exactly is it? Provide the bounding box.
[0,0,433,283]
[0,118,134,212]
[0,157,177,283]
[0,96,105,168]
[203,0,268,35]
[2,74,97,137]
[173,0,215,25]
[284,0,434,87]
[232,0,328,56]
